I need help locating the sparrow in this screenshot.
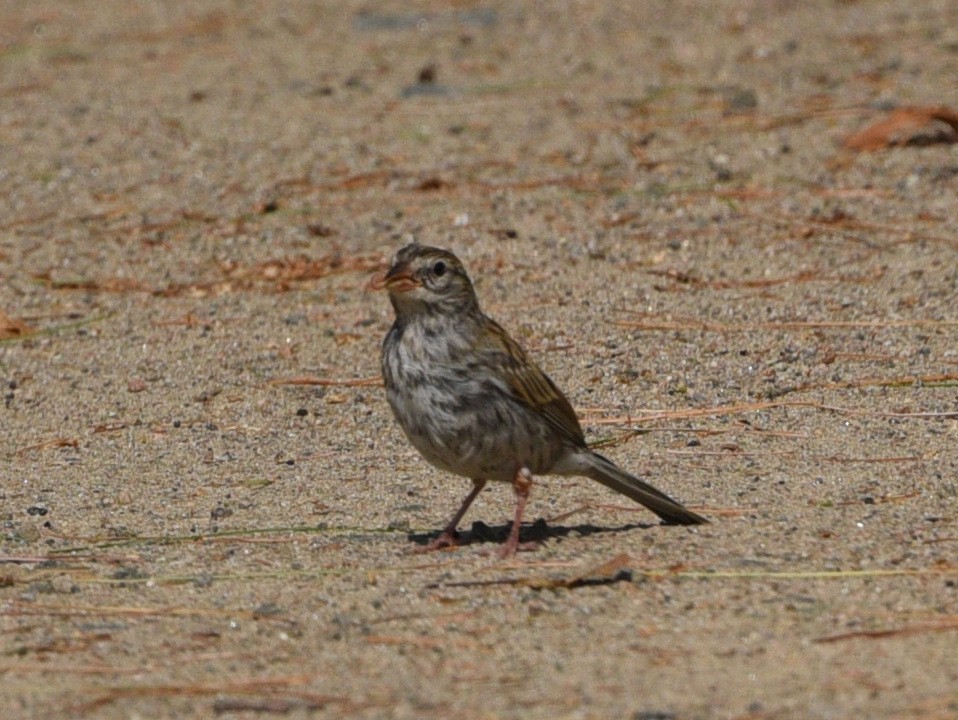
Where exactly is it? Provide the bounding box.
[373,243,707,556]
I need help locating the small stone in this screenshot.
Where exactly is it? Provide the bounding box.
[127,377,147,393]
[417,63,437,84]
[210,506,233,520]
[253,602,283,618]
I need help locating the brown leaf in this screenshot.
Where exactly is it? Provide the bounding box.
[0,310,33,339]
[844,106,958,152]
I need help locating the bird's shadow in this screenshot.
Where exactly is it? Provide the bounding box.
[408,518,656,550]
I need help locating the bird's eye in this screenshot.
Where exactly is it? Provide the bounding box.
[432,260,447,277]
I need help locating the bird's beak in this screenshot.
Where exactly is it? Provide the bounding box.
[370,262,420,293]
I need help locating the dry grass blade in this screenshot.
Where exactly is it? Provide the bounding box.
[14,438,80,456]
[814,618,958,643]
[823,456,924,465]
[523,553,634,590]
[46,523,406,555]
[269,375,383,387]
[155,251,384,295]
[645,268,882,291]
[669,450,926,465]
[219,252,384,286]
[0,556,51,564]
[0,663,146,676]
[32,251,385,297]
[652,568,958,579]
[0,601,262,620]
[31,272,146,293]
[430,564,958,592]
[588,396,958,427]
[72,675,347,714]
[0,311,112,344]
[615,317,958,332]
[587,400,790,425]
[432,555,636,591]
[365,634,461,649]
[767,374,958,397]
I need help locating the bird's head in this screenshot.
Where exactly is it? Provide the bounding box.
[372,243,479,317]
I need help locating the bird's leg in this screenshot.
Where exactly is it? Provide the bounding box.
[415,478,487,552]
[499,468,537,558]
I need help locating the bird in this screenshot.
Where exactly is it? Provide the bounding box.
[372,243,707,557]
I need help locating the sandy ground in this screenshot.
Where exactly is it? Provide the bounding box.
[2,1,958,718]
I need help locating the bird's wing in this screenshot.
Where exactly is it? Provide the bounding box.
[479,318,586,445]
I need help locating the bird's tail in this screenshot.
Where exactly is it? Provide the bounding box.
[583,451,708,525]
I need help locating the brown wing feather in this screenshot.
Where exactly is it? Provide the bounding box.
[479,318,585,446]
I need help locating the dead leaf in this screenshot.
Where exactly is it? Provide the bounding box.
[844,106,958,152]
[0,310,33,339]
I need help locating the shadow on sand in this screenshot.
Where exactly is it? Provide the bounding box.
[408,518,658,550]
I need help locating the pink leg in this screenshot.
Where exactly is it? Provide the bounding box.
[499,468,535,558]
[415,478,486,553]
